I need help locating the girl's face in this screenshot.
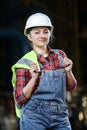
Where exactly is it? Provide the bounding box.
[27,27,51,48]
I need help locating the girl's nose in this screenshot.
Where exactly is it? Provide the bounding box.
[40,32,45,37]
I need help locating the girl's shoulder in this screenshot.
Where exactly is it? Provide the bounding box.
[52,49,67,58]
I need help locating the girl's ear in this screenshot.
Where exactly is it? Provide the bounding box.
[27,34,32,41]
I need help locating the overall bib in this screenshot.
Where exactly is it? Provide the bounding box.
[20,53,72,130]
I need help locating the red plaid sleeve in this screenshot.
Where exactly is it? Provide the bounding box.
[15,69,31,107]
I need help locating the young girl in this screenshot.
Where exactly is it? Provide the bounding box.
[11,12,77,130]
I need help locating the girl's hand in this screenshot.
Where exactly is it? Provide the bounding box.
[29,63,40,79]
[64,57,73,72]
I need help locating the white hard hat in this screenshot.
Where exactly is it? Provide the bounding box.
[24,13,53,36]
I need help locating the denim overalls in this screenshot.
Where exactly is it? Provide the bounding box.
[20,50,72,130]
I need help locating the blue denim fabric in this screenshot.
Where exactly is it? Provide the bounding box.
[20,98,72,130]
[31,69,66,103]
[20,54,72,130]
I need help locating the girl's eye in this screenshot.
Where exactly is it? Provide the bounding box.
[44,31,49,34]
[34,30,49,34]
[34,31,40,34]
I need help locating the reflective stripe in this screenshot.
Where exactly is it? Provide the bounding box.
[17,58,34,65]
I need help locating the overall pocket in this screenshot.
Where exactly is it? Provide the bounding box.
[23,100,38,115]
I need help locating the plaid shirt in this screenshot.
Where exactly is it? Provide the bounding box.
[15,49,77,106]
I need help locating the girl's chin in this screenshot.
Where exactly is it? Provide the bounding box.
[37,43,47,46]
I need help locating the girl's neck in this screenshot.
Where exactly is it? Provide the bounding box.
[33,46,49,57]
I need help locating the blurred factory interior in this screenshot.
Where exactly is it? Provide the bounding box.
[0,0,87,130]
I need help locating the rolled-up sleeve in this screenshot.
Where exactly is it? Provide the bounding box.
[67,78,77,91]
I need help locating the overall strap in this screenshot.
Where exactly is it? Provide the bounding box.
[52,49,64,68]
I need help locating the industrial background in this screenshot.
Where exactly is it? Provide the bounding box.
[0,0,87,130]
